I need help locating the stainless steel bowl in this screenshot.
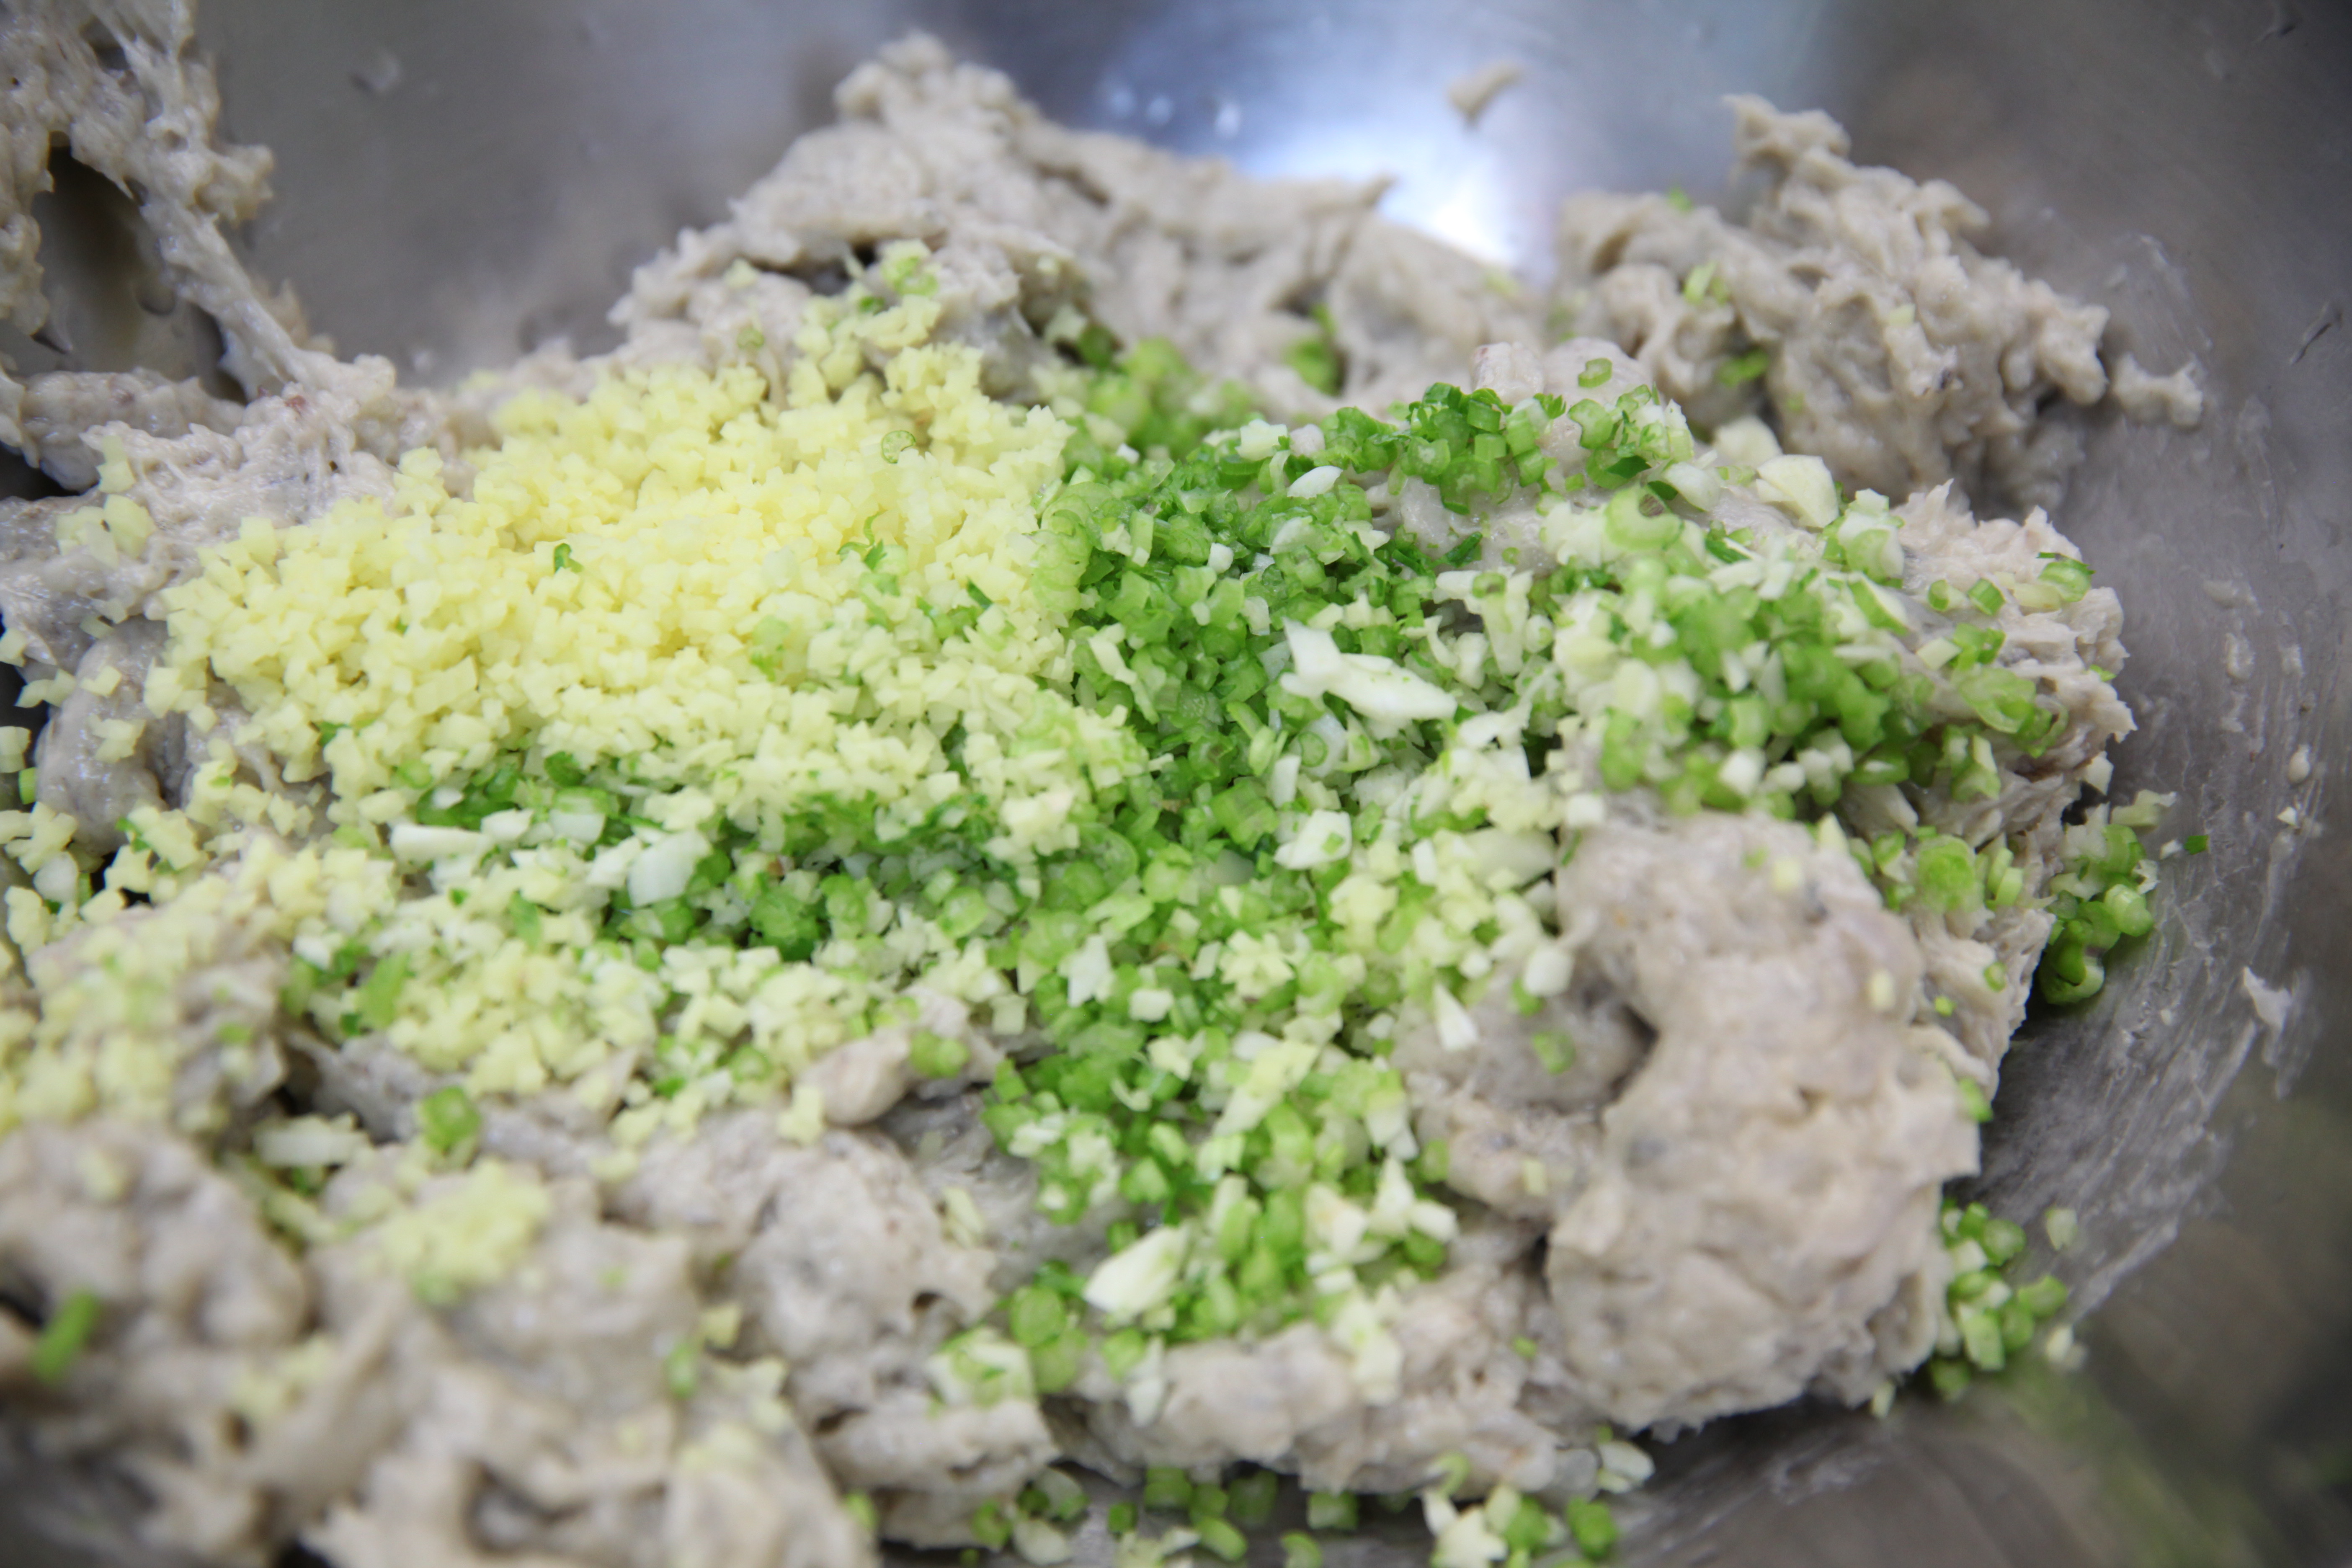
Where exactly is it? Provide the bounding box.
[9,2,2349,1563]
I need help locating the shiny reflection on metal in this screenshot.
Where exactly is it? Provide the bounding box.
[6,1,2350,1563]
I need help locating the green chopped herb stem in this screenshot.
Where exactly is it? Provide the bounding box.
[30,1288,99,1384]
[1144,1467,1192,1512]
[1229,1470,1278,1526]
[1195,1517,1248,1563]
[663,1337,700,1399]
[418,1085,480,1154]
[909,1028,972,1079]
[1565,1498,1617,1558]
[1306,1492,1358,1532]
[1717,348,1769,387]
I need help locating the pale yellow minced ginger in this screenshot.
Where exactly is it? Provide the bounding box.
[152,326,1130,837]
[364,1157,552,1305]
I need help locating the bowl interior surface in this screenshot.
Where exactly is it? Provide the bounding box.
[8,2,2352,1563]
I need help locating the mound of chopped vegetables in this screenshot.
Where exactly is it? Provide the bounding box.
[0,243,2164,1566]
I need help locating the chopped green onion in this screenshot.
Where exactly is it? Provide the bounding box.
[1144,1467,1192,1511]
[418,1085,480,1154]
[1006,1286,1068,1348]
[1565,1498,1617,1558]
[1034,1469,1089,1521]
[1914,836,1980,913]
[30,1288,99,1384]
[1282,1532,1324,1568]
[1230,1471,1278,1526]
[1529,1030,1576,1074]
[1413,1139,1450,1186]
[1604,487,1681,552]
[2015,1275,2068,1318]
[1029,1331,1083,1393]
[2102,883,2153,937]
[1195,1518,1248,1562]
[1074,322,1120,370]
[2037,936,2105,1005]
[1103,1329,1150,1379]
[909,1029,971,1079]
[1306,1493,1358,1532]
[1959,1308,2005,1370]
[1499,1496,1554,1553]
[1718,348,1769,387]
[664,1337,699,1398]
[1285,333,1344,397]
[1952,666,2041,735]
[2037,556,2093,602]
